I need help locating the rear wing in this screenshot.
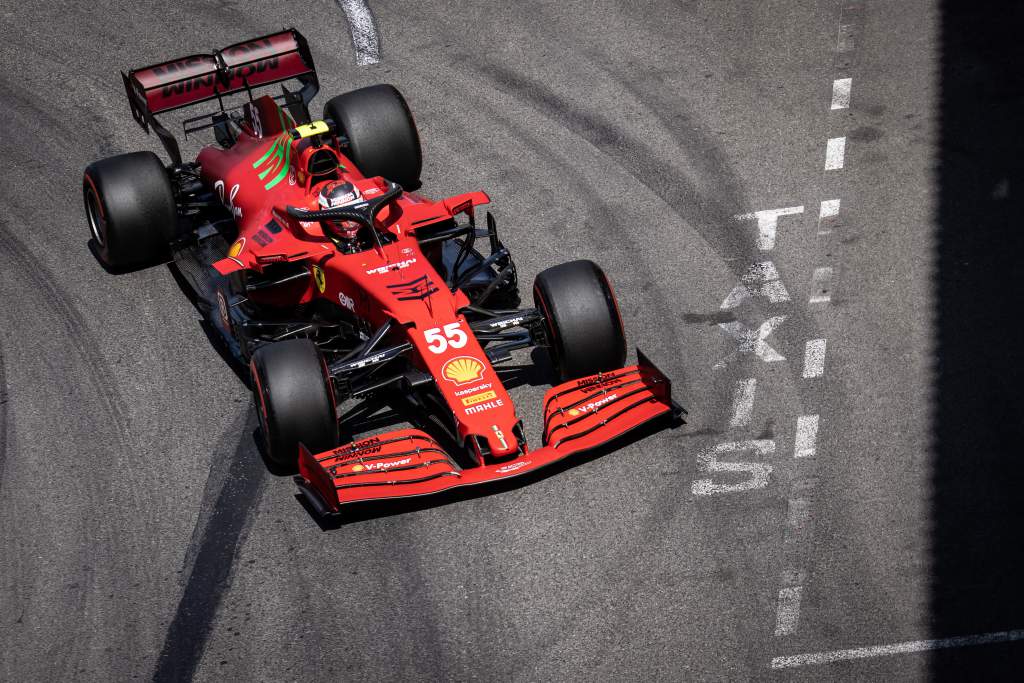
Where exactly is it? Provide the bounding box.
[121,28,318,164]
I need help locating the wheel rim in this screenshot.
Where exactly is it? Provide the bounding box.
[85,187,105,247]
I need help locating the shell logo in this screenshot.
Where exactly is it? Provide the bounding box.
[442,356,485,385]
[228,238,245,258]
[352,464,365,472]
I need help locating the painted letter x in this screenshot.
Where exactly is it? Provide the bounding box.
[714,316,786,369]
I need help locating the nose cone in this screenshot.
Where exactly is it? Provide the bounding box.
[486,424,519,457]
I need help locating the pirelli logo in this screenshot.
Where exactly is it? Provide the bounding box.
[461,390,497,406]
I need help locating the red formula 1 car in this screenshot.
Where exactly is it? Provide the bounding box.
[83,29,683,515]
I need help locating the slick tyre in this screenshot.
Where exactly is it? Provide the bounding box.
[250,339,339,471]
[83,151,177,270]
[324,84,422,190]
[534,259,627,382]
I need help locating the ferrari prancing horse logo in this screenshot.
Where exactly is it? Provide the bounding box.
[312,265,326,293]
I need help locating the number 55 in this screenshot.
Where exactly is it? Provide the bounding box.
[424,322,468,353]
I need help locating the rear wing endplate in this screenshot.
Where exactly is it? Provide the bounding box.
[121,28,318,164]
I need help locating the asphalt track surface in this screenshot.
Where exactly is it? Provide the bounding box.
[1,1,1022,680]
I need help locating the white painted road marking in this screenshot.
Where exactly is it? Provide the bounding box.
[734,206,804,251]
[818,199,841,234]
[720,261,791,309]
[715,316,787,368]
[336,0,381,65]
[770,629,1024,669]
[692,440,775,495]
[802,339,827,378]
[809,266,834,303]
[729,379,757,428]
[837,22,857,52]
[786,498,811,535]
[774,586,803,636]
[794,415,820,457]
[825,137,846,170]
[830,78,852,109]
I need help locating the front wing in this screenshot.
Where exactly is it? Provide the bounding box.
[296,350,682,514]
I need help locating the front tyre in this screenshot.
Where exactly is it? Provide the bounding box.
[323,84,422,190]
[534,260,627,382]
[83,151,177,270]
[250,339,339,471]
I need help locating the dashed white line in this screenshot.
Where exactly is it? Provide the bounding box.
[825,137,846,170]
[830,78,852,109]
[818,199,841,234]
[809,266,834,303]
[802,339,827,378]
[836,22,857,52]
[794,415,820,458]
[771,629,1024,669]
[729,379,757,428]
[774,586,803,636]
[336,0,381,65]
[785,498,811,536]
[734,206,804,251]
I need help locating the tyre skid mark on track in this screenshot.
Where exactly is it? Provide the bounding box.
[463,59,755,421]
[471,98,683,354]
[0,217,130,446]
[0,220,116,676]
[0,70,118,157]
[471,60,759,274]
[0,342,7,491]
[152,411,266,683]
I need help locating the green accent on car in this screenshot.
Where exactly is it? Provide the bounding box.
[252,108,294,191]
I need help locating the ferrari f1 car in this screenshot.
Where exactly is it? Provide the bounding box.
[83,29,682,514]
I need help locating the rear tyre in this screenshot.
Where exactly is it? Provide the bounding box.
[83,151,177,269]
[323,84,422,190]
[533,260,627,382]
[250,339,339,471]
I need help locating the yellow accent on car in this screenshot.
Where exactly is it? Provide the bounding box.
[312,265,326,293]
[443,357,484,385]
[293,120,330,139]
[461,390,497,407]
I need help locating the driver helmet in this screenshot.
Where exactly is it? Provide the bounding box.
[318,181,362,240]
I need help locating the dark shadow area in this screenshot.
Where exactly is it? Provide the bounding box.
[166,262,253,386]
[152,413,267,683]
[930,1,1024,678]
